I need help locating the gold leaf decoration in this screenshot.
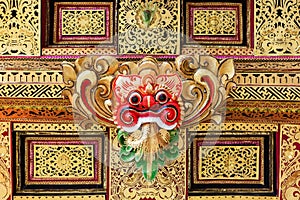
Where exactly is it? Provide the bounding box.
[175,55,236,126]
[62,55,235,128]
[62,56,119,128]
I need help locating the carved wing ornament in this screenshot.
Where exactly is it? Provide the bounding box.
[62,56,119,127]
[62,55,236,181]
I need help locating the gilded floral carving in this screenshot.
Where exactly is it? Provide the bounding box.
[0,0,39,55]
[0,122,10,200]
[280,125,300,200]
[118,0,180,54]
[255,0,300,55]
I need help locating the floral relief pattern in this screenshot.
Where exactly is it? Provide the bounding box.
[0,122,10,200]
[52,2,113,45]
[199,146,259,180]
[255,0,300,55]
[24,137,103,185]
[110,128,186,199]
[118,0,180,54]
[193,10,236,36]
[186,2,244,45]
[33,145,94,178]
[0,0,39,55]
[281,125,300,200]
[61,10,105,36]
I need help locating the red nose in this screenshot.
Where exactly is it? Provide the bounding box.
[141,95,155,109]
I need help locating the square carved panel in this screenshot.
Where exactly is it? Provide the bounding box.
[185,0,249,46]
[189,133,276,195]
[14,132,105,194]
[117,0,180,54]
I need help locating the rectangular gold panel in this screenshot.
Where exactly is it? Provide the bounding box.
[33,144,94,178]
[198,146,260,180]
[189,133,276,195]
[14,125,106,195]
[25,137,102,185]
[118,0,180,54]
[52,1,113,45]
[61,9,106,36]
[186,2,244,45]
[193,137,264,185]
[193,9,236,36]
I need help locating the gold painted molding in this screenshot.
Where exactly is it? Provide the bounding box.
[0,71,63,83]
[42,47,117,56]
[13,195,105,200]
[2,70,300,86]
[13,123,106,132]
[189,123,278,132]
[181,47,254,56]
[189,196,278,200]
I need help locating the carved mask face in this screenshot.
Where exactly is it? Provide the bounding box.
[62,55,235,181]
[113,74,182,132]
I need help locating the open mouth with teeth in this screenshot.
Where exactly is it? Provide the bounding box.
[116,104,180,132]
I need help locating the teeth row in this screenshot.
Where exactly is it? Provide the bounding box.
[116,117,178,133]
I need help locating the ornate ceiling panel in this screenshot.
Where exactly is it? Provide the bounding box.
[0,0,299,199]
[189,133,276,195]
[0,0,40,56]
[185,1,246,45]
[118,0,180,54]
[52,2,113,45]
[254,0,300,55]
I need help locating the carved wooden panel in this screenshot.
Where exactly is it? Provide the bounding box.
[189,132,276,195]
[52,2,113,45]
[255,0,300,55]
[0,0,299,199]
[185,2,245,45]
[0,0,40,55]
[118,0,180,54]
[13,124,107,195]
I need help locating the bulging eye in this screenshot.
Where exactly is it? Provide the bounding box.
[155,90,168,104]
[128,92,142,105]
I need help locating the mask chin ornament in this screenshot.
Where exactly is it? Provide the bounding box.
[62,55,236,181]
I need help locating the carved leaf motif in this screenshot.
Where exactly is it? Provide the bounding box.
[62,56,119,128]
[175,55,235,126]
[62,54,236,131]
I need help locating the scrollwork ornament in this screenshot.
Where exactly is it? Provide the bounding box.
[62,56,119,128]
[176,55,235,126]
